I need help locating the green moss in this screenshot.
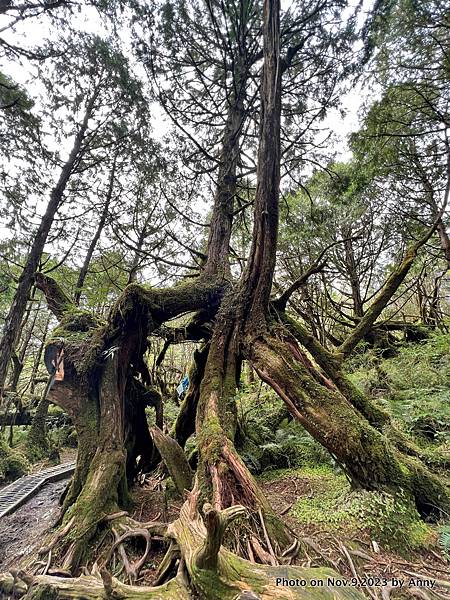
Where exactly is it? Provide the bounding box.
[290,470,352,528]
[198,416,224,463]
[0,438,30,484]
[51,311,102,344]
[23,584,59,600]
[258,464,335,482]
[288,467,435,555]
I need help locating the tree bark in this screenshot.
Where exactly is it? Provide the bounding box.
[28,314,51,396]
[247,330,449,518]
[151,426,193,496]
[6,289,38,393]
[0,93,97,400]
[192,0,291,556]
[26,395,50,460]
[74,154,116,304]
[174,343,209,448]
[203,29,250,277]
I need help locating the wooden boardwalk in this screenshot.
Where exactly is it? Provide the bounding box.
[0,462,75,519]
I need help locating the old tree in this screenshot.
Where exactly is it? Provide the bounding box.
[0,0,449,598]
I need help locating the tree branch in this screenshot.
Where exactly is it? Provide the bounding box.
[337,212,447,360]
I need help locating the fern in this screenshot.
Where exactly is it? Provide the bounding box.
[439,525,450,561]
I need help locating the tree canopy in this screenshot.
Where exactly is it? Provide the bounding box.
[0,0,449,598]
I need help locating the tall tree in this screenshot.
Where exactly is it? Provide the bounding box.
[2,2,450,599]
[0,36,149,398]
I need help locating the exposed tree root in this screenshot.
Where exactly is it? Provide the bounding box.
[105,527,153,584]
[152,541,180,585]
[1,493,366,600]
[0,570,191,599]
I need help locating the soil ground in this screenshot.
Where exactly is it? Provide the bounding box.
[0,479,67,572]
[0,466,448,598]
[260,472,450,600]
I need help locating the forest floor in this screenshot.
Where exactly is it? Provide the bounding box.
[260,469,450,599]
[1,462,448,599]
[0,479,67,572]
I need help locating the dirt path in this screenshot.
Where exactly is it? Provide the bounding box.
[0,479,66,572]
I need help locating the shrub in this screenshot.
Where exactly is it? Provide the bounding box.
[0,438,30,484]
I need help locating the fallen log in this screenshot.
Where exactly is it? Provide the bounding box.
[0,412,32,426]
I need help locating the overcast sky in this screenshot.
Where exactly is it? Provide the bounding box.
[0,0,372,268]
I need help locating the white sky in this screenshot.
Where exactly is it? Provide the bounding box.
[1,1,368,144]
[0,1,370,261]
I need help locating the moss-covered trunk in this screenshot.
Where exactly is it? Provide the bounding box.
[44,356,127,571]
[248,332,450,518]
[280,313,447,469]
[46,368,100,516]
[26,396,50,461]
[192,298,293,558]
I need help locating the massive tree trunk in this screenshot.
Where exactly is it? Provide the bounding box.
[32,270,226,570]
[190,0,292,557]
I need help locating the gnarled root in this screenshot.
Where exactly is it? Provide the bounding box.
[0,570,191,599]
[167,491,366,600]
[2,494,367,600]
[104,527,152,584]
[196,502,247,569]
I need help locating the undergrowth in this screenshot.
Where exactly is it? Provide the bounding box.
[280,465,435,555]
[235,381,332,473]
[346,332,450,447]
[0,437,30,485]
[242,331,450,557]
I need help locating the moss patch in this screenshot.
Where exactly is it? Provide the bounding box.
[271,466,436,555]
[0,438,30,484]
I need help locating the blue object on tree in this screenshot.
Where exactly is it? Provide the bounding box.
[177,375,190,398]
